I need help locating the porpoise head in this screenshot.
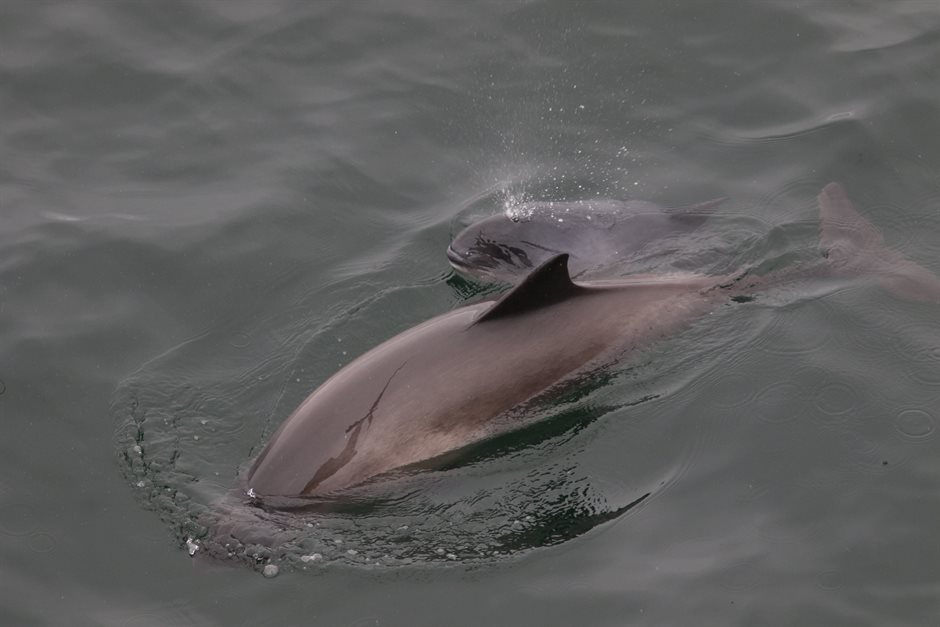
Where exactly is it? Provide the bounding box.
[447,204,606,281]
[448,198,726,283]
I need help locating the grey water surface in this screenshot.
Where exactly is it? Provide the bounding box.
[2,1,939,625]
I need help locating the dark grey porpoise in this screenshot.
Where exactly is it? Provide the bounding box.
[246,184,940,498]
[446,197,725,283]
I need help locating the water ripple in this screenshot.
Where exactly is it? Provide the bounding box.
[894,408,935,441]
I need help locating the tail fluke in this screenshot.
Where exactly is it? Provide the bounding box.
[818,182,940,304]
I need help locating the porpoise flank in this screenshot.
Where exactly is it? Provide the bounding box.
[446,197,725,283]
[246,183,940,498]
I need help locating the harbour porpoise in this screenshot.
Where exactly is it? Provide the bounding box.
[246,183,939,498]
[446,197,725,283]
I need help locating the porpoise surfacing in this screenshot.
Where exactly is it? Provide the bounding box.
[245,183,939,499]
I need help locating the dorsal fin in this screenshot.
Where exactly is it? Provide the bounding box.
[475,253,582,323]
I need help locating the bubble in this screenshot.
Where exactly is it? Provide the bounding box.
[816,570,843,590]
[262,564,279,578]
[813,381,858,417]
[27,531,57,553]
[751,381,802,424]
[230,331,252,349]
[895,409,935,440]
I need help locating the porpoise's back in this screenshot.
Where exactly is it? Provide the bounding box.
[247,256,719,496]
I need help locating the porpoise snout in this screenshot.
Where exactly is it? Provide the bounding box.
[446,244,468,268]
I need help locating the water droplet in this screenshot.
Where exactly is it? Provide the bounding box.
[814,381,858,416]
